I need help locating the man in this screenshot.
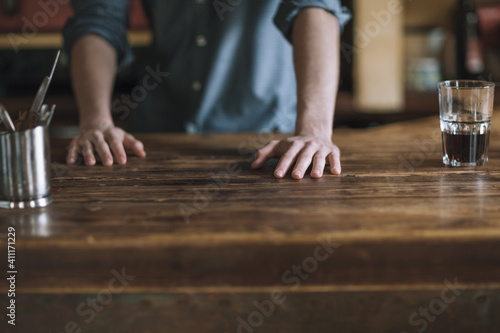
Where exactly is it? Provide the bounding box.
[63,0,351,179]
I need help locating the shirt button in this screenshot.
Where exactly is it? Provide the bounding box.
[186,122,197,134]
[196,35,207,47]
[192,81,202,92]
[195,0,206,3]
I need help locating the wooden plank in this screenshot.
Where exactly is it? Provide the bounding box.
[8,239,500,293]
[0,31,153,50]
[1,115,500,331]
[0,115,499,293]
[2,290,500,332]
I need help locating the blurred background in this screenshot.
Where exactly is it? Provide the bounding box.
[1,0,500,135]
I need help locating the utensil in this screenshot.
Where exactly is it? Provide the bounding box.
[22,50,60,131]
[14,110,27,131]
[36,104,56,127]
[0,104,16,133]
[45,105,56,126]
[35,104,49,127]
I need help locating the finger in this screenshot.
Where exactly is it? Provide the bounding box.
[105,131,127,165]
[80,141,96,166]
[291,142,318,179]
[251,140,279,169]
[124,134,146,157]
[66,139,79,164]
[328,149,341,175]
[310,152,327,179]
[274,141,304,178]
[89,130,114,166]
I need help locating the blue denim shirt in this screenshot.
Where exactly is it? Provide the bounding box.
[63,0,351,133]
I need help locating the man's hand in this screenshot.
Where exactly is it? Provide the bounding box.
[67,125,146,166]
[67,36,147,166]
[251,135,341,179]
[254,8,342,180]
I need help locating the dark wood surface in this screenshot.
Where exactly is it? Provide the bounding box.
[1,115,500,332]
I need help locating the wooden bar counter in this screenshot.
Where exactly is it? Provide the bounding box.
[1,115,500,332]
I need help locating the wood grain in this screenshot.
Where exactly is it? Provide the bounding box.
[5,290,500,333]
[1,116,500,290]
[0,115,499,331]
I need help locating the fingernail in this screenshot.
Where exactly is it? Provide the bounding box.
[275,170,284,178]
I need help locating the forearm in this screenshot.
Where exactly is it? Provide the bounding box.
[70,34,117,130]
[67,34,145,165]
[292,8,340,139]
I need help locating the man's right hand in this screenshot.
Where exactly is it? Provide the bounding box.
[66,125,146,166]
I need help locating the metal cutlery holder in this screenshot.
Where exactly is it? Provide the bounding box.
[0,126,53,209]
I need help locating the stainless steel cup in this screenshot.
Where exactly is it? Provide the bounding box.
[0,126,53,209]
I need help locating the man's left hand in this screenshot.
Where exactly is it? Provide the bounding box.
[251,136,341,179]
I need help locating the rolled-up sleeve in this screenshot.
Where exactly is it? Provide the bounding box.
[63,0,134,68]
[274,0,352,42]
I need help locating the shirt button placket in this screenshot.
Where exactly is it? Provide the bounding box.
[188,0,208,131]
[193,7,207,92]
[191,0,207,94]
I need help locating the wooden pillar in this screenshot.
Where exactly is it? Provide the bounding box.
[353,0,405,113]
